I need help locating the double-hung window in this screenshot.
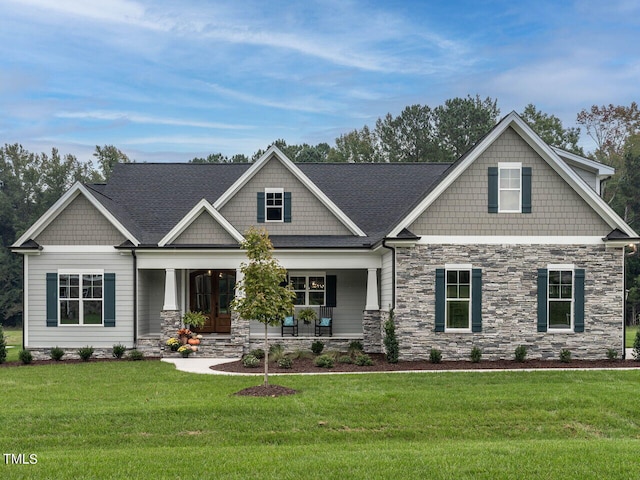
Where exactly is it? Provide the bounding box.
[265,188,284,222]
[547,266,573,330]
[445,267,471,330]
[290,273,326,306]
[498,162,522,212]
[59,272,103,325]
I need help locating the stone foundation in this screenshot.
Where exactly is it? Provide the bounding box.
[25,347,139,362]
[363,310,383,353]
[248,336,363,354]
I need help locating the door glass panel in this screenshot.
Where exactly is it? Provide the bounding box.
[218,272,235,315]
[194,274,212,314]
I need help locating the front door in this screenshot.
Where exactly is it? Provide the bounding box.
[189,270,235,334]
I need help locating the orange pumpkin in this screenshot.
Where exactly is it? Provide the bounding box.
[187,338,200,346]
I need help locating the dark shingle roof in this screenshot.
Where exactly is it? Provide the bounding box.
[88,161,451,247]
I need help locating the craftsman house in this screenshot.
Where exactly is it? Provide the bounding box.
[11,112,638,360]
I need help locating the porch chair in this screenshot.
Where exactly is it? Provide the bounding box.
[315,306,333,337]
[281,315,298,337]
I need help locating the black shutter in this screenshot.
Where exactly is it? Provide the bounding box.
[284,192,292,223]
[326,275,337,307]
[488,167,498,213]
[46,273,58,327]
[257,192,265,223]
[574,269,585,332]
[522,167,532,213]
[471,269,482,332]
[537,269,548,332]
[435,269,445,332]
[104,273,116,327]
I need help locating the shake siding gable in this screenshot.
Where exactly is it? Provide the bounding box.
[408,127,612,236]
[220,156,352,235]
[35,194,126,245]
[172,211,237,245]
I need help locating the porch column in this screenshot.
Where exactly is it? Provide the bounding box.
[235,268,245,298]
[163,268,178,310]
[365,268,379,311]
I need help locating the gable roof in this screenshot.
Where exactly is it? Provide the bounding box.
[388,111,638,238]
[214,146,367,237]
[12,182,141,247]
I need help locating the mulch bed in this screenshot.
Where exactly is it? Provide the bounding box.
[212,353,640,375]
[234,385,298,397]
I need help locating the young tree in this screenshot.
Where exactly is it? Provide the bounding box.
[231,227,295,386]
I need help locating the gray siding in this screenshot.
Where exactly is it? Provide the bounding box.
[394,243,623,360]
[380,251,393,312]
[409,127,612,236]
[221,155,353,235]
[26,251,134,348]
[35,194,126,245]
[173,213,236,245]
[138,269,164,335]
[569,165,598,192]
[249,269,366,336]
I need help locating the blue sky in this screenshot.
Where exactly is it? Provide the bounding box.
[0,0,638,163]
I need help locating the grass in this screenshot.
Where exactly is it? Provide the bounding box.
[0,362,639,478]
[2,327,22,363]
[626,324,638,348]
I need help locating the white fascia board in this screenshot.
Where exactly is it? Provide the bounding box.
[213,146,366,237]
[552,147,615,176]
[158,199,244,246]
[12,182,140,247]
[388,112,637,239]
[415,236,606,245]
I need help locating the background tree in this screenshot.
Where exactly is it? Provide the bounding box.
[520,104,583,154]
[328,126,379,163]
[93,145,131,181]
[231,227,295,386]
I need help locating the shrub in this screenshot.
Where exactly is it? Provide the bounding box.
[633,329,640,361]
[514,345,527,363]
[348,340,364,355]
[384,309,399,364]
[288,349,311,360]
[78,346,94,362]
[354,353,374,366]
[242,354,260,368]
[311,341,324,355]
[470,346,482,363]
[429,348,442,364]
[19,349,33,365]
[0,326,7,364]
[249,348,265,359]
[560,349,571,363]
[128,349,144,361]
[337,355,353,364]
[314,354,334,368]
[112,344,127,359]
[269,343,285,362]
[606,348,618,361]
[277,357,293,369]
[50,346,65,361]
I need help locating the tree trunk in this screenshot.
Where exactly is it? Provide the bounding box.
[264,322,269,386]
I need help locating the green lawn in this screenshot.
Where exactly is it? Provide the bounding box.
[0,362,639,479]
[2,327,22,363]
[627,325,638,348]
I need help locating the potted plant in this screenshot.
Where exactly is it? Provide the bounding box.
[166,338,180,351]
[177,328,192,344]
[183,311,207,329]
[177,345,194,358]
[298,307,317,325]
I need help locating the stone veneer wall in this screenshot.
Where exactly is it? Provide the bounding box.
[248,336,362,353]
[363,310,383,353]
[394,244,623,361]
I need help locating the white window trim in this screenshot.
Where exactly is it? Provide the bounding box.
[547,264,574,332]
[265,187,284,223]
[444,264,472,333]
[498,162,522,213]
[289,271,326,307]
[57,270,105,326]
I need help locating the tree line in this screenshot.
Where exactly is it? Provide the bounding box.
[1,97,639,326]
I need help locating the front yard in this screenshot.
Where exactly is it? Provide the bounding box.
[1,361,639,479]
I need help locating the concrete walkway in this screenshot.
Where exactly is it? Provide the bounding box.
[162,349,639,375]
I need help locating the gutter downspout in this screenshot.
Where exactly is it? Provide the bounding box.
[132,248,137,346]
[381,239,396,310]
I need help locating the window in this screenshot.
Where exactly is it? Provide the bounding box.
[265,188,284,222]
[548,268,573,329]
[59,273,103,325]
[445,268,471,330]
[498,163,521,212]
[290,273,325,306]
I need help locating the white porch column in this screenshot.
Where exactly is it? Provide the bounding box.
[163,268,178,310]
[365,268,379,310]
[235,268,245,298]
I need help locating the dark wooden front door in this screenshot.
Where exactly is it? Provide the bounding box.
[189,270,235,334]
